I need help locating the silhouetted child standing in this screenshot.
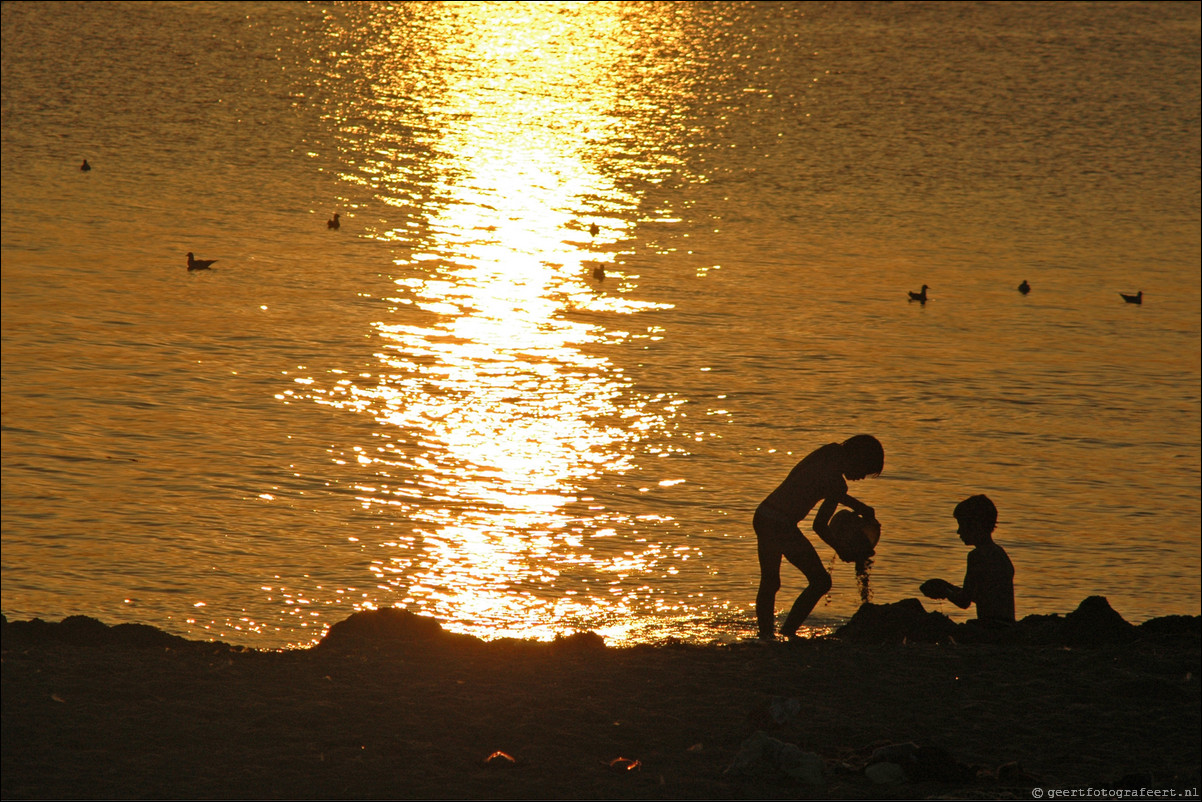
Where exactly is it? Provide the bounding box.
[754,435,884,640]
[920,494,1015,624]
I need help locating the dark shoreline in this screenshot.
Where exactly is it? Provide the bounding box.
[3,599,1199,799]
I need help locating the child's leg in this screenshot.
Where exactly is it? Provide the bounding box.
[755,538,783,639]
[753,509,792,639]
[779,537,832,638]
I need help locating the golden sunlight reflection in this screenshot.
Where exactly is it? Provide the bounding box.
[287,3,704,641]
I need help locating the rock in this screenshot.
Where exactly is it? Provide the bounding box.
[315,607,460,652]
[867,741,975,783]
[865,761,907,785]
[748,696,802,730]
[1007,613,1065,645]
[59,615,111,645]
[551,630,606,651]
[870,742,920,773]
[996,761,1040,784]
[1138,615,1201,641]
[909,744,976,783]
[726,731,824,785]
[1,614,192,650]
[777,744,824,784]
[109,622,195,649]
[768,695,802,725]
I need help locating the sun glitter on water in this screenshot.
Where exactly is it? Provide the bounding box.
[276,2,701,642]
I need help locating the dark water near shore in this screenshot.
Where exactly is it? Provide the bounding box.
[2,1,1199,648]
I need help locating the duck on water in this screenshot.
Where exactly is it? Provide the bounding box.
[186,253,217,271]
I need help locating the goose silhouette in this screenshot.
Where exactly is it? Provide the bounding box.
[592,265,606,281]
[327,213,340,230]
[186,252,217,271]
[1119,290,1142,305]
[589,222,599,237]
[80,159,91,172]
[1018,280,1031,295]
[908,284,929,303]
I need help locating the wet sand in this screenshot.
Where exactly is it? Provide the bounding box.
[3,601,1199,799]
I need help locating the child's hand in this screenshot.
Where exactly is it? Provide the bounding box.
[920,579,950,599]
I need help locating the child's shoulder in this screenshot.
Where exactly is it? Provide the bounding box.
[985,540,1010,556]
[790,443,845,480]
[970,541,1013,569]
[799,442,842,467]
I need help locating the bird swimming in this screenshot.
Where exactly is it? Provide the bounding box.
[589,222,599,237]
[80,159,91,172]
[1018,280,1031,295]
[1119,290,1142,305]
[908,284,929,303]
[186,252,217,271]
[592,265,606,281]
[328,213,340,230]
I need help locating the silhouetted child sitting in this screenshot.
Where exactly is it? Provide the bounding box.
[754,434,884,640]
[920,494,1015,624]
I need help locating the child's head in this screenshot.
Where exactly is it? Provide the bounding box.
[841,434,884,480]
[953,494,997,544]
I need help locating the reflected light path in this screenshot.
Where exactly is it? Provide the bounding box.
[290,3,691,641]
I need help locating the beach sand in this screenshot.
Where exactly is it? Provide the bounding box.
[3,599,1199,799]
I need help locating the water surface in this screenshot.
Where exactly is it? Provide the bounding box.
[2,1,1199,647]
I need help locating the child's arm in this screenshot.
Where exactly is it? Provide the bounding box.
[841,493,876,522]
[956,551,989,609]
[919,578,973,609]
[921,556,980,609]
[810,496,841,542]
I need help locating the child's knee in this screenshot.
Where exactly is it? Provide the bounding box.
[759,577,781,596]
[810,570,832,595]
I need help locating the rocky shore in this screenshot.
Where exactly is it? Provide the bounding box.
[3,598,1198,799]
